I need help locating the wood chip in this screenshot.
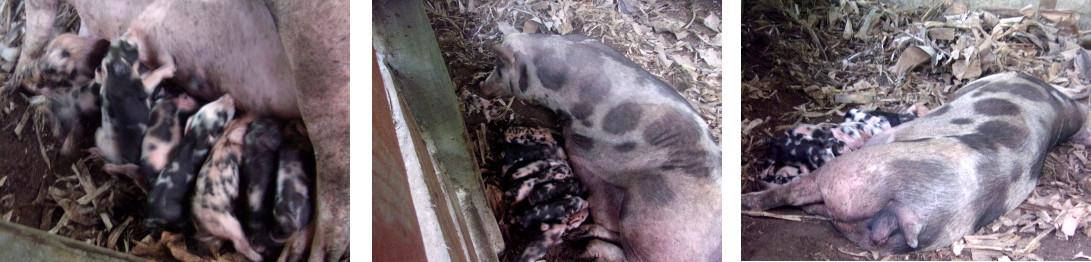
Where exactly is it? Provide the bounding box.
[77,180,114,206]
[837,247,867,257]
[107,217,132,250]
[99,213,112,231]
[48,213,68,234]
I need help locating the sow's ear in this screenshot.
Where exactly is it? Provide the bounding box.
[493,43,515,66]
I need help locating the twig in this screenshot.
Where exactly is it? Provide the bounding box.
[742,210,828,221]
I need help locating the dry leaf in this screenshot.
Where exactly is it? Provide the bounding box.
[497,21,518,36]
[557,19,573,35]
[835,92,875,104]
[1075,49,1091,81]
[843,20,854,40]
[530,1,550,11]
[698,48,721,69]
[952,58,982,80]
[523,20,540,34]
[892,46,934,76]
[703,13,720,32]
[742,118,766,135]
[928,28,956,41]
[1056,206,1088,237]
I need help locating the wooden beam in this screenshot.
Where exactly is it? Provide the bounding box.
[373,1,504,261]
[372,49,430,262]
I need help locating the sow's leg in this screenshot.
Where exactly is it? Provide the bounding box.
[742,172,823,211]
[263,0,350,260]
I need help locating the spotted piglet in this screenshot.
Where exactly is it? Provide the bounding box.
[498,126,587,262]
[744,72,1091,254]
[238,116,283,254]
[478,33,721,261]
[272,120,315,262]
[139,91,198,188]
[46,83,102,155]
[144,94,236,231]
[192,115,262,261]
[39,33,110,87]
[94,38,159,189]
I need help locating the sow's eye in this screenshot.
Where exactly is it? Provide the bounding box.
[495,58,505,77]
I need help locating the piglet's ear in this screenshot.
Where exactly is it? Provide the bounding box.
[493,43,514,65]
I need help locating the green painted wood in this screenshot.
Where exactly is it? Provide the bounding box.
[0,221,148,261]
[373,1,504,261]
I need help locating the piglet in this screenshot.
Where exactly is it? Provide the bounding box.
[762,136,836,174]
[39,33,110,87]
[273,120,315,239]
[192,115,263,261]
[47,83,102,155]
[238,116,283,254]
[744,72,1091,254]
[139,91,198,186]
[94,38,158,190]
[144,94,236,231]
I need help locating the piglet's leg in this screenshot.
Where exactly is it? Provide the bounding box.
[580,239,626,262]
[742,172,822,211]
[103,163,148,192]
[141,53,177,95]
[566,223,621,243]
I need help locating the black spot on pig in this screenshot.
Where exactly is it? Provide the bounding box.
[553,109,572,122]
[953,121,1027,151]
[526,179,584,206]
[1008,164,1025,184]
[973,83,1047,102]
[615,142,636,152]
[534,53,566,91]
[661,149,710,178]
[970,162,1011,230]
[1013,73,1054,92]
[504,144,563,170]
[569,134,594,151]
[147,103,179,140]
[639,174,676,206]
[518,65,529,92]
[643,111,699,147]
[570,103,595,127]
[955,134,996,151]
[603,103,643,134]
[951,118,972,125]
[977,121,1027,149]
[972,98,1019,116]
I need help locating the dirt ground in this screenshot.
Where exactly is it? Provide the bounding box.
[742,0,1091,260]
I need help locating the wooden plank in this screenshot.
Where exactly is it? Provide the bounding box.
[373,1,504,261]
[372,49,430,262]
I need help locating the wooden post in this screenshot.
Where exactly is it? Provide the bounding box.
[373,0,505,261]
